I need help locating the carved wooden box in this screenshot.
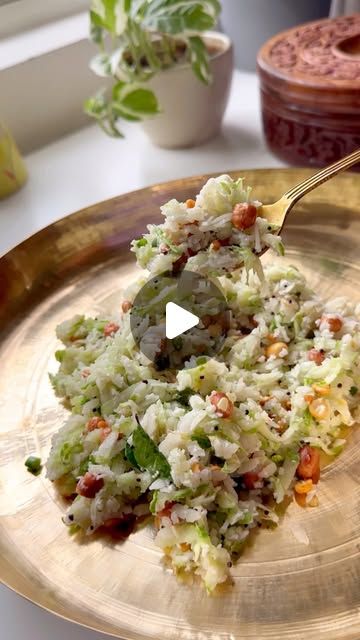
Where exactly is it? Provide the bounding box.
[257,15,360,167]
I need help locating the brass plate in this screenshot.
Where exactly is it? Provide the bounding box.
[1,169,360,640]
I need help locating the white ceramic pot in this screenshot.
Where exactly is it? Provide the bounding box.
[141,32,233,149]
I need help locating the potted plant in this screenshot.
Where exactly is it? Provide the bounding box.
[85,0,233,148]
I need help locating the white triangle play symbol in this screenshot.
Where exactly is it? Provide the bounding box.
[165,302,199,340]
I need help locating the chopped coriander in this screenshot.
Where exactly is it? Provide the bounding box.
[68,523,80,535]
[25,455,42,476]
[175,387,193,406]
[269,319,277,332]
[271,454,283,463]
[154,353,170,371]
[172,336,183,351]
[350,386,358,396]
[191,434,211,449]
[78,455,96,475]
[303,407,313,428]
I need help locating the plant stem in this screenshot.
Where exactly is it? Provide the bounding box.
[161,34,174,67]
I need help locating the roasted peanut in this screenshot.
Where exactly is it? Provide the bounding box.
[231,203,257,230]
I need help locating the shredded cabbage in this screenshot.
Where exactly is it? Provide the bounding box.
[46,174,360,592]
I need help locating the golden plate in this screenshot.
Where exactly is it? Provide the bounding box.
[1,169,360,640]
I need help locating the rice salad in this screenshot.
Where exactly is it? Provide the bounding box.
[131,174,284,277]
[46,175,360,592]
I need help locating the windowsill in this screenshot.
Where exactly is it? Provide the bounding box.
[0,70,283,258]
[0,12,89,71]
[0,12,100,153]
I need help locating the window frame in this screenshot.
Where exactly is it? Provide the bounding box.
[0,0,89,39]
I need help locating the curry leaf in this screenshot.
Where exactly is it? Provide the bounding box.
[125,441,141,469]
[131,424,172,479]
[175,387,194,406]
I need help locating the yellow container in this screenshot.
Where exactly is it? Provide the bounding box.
[0,122,27,199]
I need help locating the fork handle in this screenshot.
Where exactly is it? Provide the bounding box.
[284,148,360,204]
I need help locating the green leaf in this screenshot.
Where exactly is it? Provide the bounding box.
[84,92,107,119]
[68,524,81,535]
[278,241,285,257]
[112,80,127,101]
[86,1,220,139]
[132,424,172,479]
[125,441,141,469]
[90,48,124,78]
[271,453,284,464]
[127,17,162,73]
[191,433,211,449]
[25,455,42,476]
[121,88,159,115]
[172,336,183,351]
[303,408,313,429]
[55,350,65,363]
[142,1,220,34]
[91,0,127,34]
[90,21,104,46]
[269,318,277,332]
[84,93,125,137]
[239,511,253,525]
[285,449,300,463]
[172,488,192,500]
[152,227,182,253]
[149,490,159,514]
[350,386,358,396]
[60,442,83,466]
[124,0,133,12]
[78,455,96,476]
[188,35,211,84]
[112,83,159,120]
[90,8,105,29]
[195,522,210,542]
[112,104,142,122]
[89,8,104,44]
[89,53,112,77]
[174,387,194,406]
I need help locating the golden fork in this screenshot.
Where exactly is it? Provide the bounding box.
[261,148,360,229]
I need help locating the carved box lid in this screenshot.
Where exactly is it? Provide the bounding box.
[257,14,360,113]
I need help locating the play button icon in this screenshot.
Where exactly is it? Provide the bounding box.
[130,269,228,370]
[165,302,199,339]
